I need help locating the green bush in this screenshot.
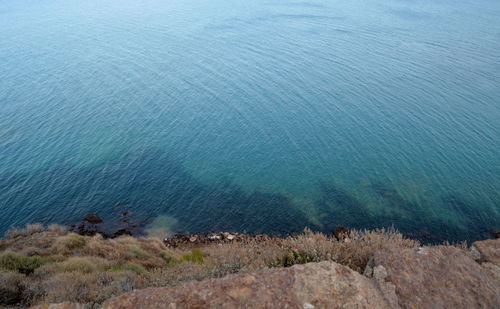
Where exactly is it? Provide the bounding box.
[160,251,179,266]
[56,233,86,251]
[0,252,48,274]
[129,245,151,258]
[269,249,314,268]
[55,257,97,273]
[109,263,146,274]
[181,249,204,264]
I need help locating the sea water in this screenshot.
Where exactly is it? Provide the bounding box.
[1,0,499,241]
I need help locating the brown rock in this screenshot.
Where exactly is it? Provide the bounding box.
[481,262,500,283]
[369,246,500,309]
[84,213,103,224]
[103,261,398,309]
[333,226,350,240]
[472,238,500,265]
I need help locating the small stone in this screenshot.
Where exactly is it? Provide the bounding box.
[469,246,482,261]
[189,236,197,242]
[363,264,373,277]
[372,266,388,281]
[30,302,86,309]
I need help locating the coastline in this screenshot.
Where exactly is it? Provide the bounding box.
[1,219,499,308]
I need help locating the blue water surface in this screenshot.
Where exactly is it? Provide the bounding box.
[1,0,499,241]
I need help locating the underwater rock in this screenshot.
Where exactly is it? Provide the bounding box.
[84,213,103,224]
[69,213,142,239]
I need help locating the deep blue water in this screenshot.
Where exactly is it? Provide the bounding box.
[1,0,499,241]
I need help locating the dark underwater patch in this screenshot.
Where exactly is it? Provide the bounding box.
[1,150,497,243]
[0,149,311,236]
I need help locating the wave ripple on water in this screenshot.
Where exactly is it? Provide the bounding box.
[0,0,499,241]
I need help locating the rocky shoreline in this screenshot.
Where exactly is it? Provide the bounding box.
[69,213,500,246]
[2,216,498,308]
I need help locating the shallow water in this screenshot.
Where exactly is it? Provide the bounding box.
[1,0,499,241]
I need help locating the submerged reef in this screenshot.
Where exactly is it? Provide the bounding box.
[1,149,498,243]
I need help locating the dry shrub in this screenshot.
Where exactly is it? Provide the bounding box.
[335,228,419,271]
[442,240,468,251]
[201,240,283,278]
[134,237,166,253]
[54,257,108,273]
[277,228,419,272]
[147,262,212,287]
[5,224,45,239]
[26,224,45,235]
[80,234,117,257]
[0,227,421,307]
[52,233,86,254]
[0,271,26,305]
[281,228,336,261]
[78,235,176,270]
[34,271,147,304]
[109,263,146,275]
[3,231,61,256]
[46,224,68,235]
[128,245,151,258]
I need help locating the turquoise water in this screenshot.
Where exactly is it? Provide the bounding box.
[1,0,499,241]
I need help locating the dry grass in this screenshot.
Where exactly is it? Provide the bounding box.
[0,223,424,307]
[5,224,45,239]
[277,227,420,272]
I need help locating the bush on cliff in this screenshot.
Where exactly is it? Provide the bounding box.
[181,249,205,264]
[0,252,49,274]
[0,223,422,307]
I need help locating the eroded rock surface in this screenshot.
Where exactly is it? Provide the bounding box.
[369,245,500,309]
[472,239,500,265]
[103,261,398,309]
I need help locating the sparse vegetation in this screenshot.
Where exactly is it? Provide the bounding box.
[0,223,424,308]
[5,224,45,239]
[181,249,204,264]
[54,233,86,252]
[276,227,420,272]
